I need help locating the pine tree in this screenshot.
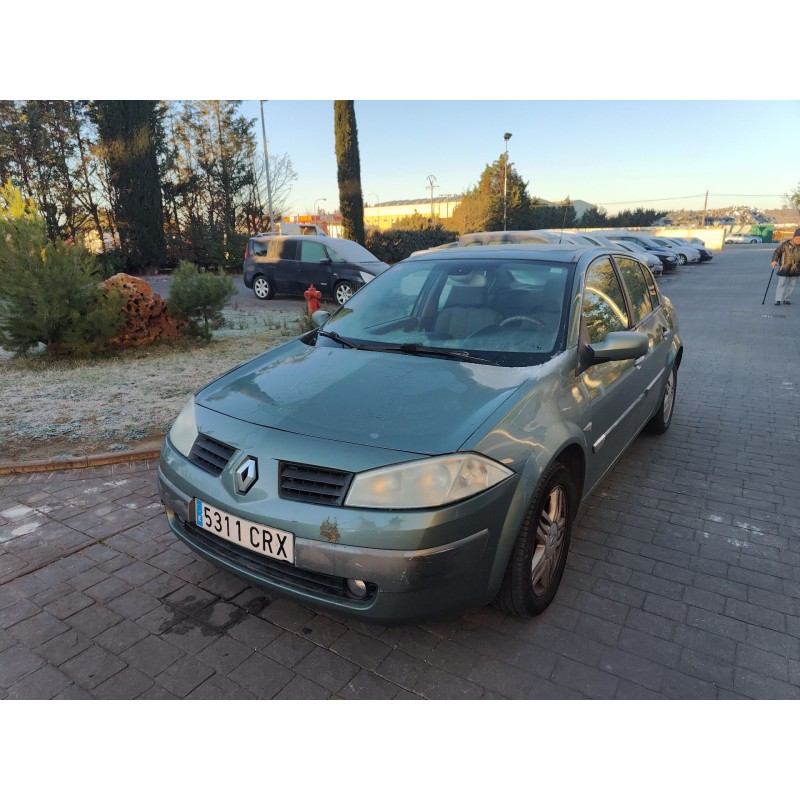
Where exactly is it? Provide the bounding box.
[451,155,536,233]
[93,101,166,271]
[334,101,365,245]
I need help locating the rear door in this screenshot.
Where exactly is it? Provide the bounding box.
[613,255,670,424]
[267,238,299,294]
[580,257,650,486]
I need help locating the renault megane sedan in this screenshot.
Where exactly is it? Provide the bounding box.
[158,243,682,624]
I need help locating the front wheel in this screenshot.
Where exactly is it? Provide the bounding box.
[253,275,274,300]
[646,363,677,434]
[495,461,575,616]
[677,254,687,266]
[334,280,356,306]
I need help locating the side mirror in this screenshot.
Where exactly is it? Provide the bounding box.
[577,330,648,374]
[319,258,332,265]
[311,309,331,328]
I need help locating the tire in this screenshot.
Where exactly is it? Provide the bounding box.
[253,275,274,300]
[677,254,687,266]
[646,363,677,434]
[495,461,575,616]
[334,280,356,306]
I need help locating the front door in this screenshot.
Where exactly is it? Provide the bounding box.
[297,240,332,296]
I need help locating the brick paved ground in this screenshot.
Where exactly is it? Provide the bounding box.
[1,245,798,699]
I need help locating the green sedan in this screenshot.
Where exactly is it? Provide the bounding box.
[158,244,682,624]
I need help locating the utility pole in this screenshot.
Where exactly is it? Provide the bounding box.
[427,175,438,223]
[700,189,709,227]
[503,132,512,231]
[259,101,275,232]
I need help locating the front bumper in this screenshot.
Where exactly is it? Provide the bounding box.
[158,437,522,624]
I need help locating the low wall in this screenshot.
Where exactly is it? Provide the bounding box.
[570,226,728,251]
[650,227,727,251]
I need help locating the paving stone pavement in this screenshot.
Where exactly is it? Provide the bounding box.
[1,245,799,700]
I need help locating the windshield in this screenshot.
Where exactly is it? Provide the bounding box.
[325,238,383,263]
[316,256,573,367]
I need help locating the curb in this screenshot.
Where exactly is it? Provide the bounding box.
[0,448,162,476]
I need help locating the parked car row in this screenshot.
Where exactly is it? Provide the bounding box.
[241,228,714,307]
[161,232,683,624]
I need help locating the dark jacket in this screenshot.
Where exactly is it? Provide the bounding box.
[772,240,800,277]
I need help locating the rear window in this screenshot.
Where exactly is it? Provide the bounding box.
[269,239,297,259]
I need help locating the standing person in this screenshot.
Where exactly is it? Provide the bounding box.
[771,228,800,305]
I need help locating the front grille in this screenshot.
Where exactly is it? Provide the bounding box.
[188,434,236,476]
[279,462,353,506]
[181,519,376,603]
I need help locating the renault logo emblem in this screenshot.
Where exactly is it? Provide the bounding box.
[234,457,258,494]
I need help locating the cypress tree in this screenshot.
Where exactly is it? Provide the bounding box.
[333,101,365,245]
[93,101,166,271]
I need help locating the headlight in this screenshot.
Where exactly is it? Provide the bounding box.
[358,271,375,284]
[345,453,513,510]
[168,397,198,458]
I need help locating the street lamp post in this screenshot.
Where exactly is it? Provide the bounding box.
[259,101,275,232]
[503,132,512,231]
[313,198,326,218]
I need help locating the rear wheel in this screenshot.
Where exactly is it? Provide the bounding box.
[334,280,356,306]
[495,461,575,616]
[253,275,274,300]
[646,363,677,434]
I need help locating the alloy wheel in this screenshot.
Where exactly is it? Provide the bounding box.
[530,485,568,596]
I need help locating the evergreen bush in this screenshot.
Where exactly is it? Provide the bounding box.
[365,225,457,264]
[167,260,236,340]
[0,183,124,356]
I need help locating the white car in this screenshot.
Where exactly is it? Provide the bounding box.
[725,234,762,244]
[648,236,701,265]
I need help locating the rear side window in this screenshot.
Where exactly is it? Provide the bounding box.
[270,239,297,260]
[615,257,653,324]
[251,239,269,256]
[582,257,629,344]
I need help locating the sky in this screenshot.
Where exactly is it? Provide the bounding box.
[9,2,798,222]
[242,100,800,217]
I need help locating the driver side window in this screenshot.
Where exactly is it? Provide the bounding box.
[300,241,328,262]
[582,258,629,344]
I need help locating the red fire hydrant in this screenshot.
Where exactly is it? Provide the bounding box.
[304,284,322,315]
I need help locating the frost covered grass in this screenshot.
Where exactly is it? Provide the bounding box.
[0,308,305,462]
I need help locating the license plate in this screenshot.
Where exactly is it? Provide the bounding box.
[194,499,295,564]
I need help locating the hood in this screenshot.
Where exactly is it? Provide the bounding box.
[359,260,391,276]
[196,340,526,455]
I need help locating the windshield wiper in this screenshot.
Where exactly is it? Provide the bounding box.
[317,330,497,365]
[375,343,498,365]
[316,329,361,349]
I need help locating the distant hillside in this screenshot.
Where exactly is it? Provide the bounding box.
[651,206,800,227]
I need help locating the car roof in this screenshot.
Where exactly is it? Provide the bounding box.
[408,243,633,264]
[250,234,330,243]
